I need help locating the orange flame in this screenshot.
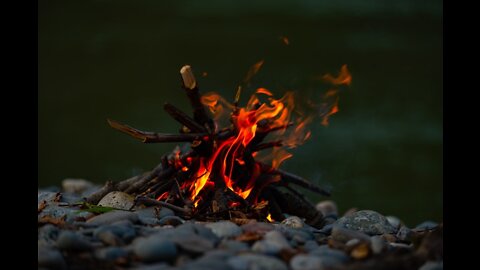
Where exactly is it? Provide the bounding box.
[186,63,351,208]
[267,213,274,222]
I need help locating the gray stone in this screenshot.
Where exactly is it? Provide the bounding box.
[98,191,135,210]
[182,258,231,270]
[205,221,242,238]
[385,216,402,230]
[38,191,59,204]
[334,210,396,235]
[331,226,371,243]
[252,231,291,255]
[303,240,319,252]
[38,205,75,221]
[291,254,343,270]
[396,226,414,242]
[134,237,177,263]
[419,261,443,270]
[136,206,175,220]
[415,221,439,231]
[94,220,138,244]
[131,263,173,270]
[158,216,185,226]
[310,245,349,263]
[57,231,92,251]
[38,224,60,244]
[218,239,249,252]
[281,216,304,228]
[316,200,338,217]
[94,247,129,261]
[370,235,387,254]
[38,247,66,270]
[62,178,94,194]
[227,253,288,270]
[175,223,220,244]
[87,210,138,225]
[174,233,215,254]
[241,221,275,234]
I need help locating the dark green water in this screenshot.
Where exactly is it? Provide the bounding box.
[38,0,442,227]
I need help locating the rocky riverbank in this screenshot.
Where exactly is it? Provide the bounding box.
[38,179,443,270]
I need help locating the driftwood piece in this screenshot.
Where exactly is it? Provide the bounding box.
[85,181,115,204]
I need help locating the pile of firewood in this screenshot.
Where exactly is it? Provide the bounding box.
[86,65,333,229]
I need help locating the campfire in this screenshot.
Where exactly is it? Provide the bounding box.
[87,63,351,229]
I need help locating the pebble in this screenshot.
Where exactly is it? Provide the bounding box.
[227,253,288,270]
[95,220,136,242]
[419,261,443,270]
[334,210,396,235]
[315,200,338,217]
[290,254,339,270]
[415,221,439,231]
[38,224,60,244]
[218,239,250,252]
[173,233,215,254]
[251,237,288,255]
[158,216,185,226]
[370,235,387,254]
[205,221,242,238]
[62,178,94,194]
[97,191,135,210]
[87,210,138,226]
[94,247,129,261]
[310,245,350,263]
[134,237,177,263]
[331,226,371,243]
[241,221,275,234]
[281,216,304,228]
[397,226,414,242]
[303,240,319,252]
[136,206,175,220]
[38,191,59,205]
[38,247,67,270]
[56,231,92,251]
[386,216,402,230]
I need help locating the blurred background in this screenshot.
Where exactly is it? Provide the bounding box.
[38,0,442,227]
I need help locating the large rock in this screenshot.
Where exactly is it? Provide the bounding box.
[334,210,396,235]
[97,191,135,210]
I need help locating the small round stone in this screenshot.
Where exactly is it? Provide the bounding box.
[205,221,242,238]
[38,247,66,270]
[316,200,338,217]
[62,178,93,194]
[56,231,92,251]
[281,216,304,228]
[227,254,288,270]
[134,238,177,263]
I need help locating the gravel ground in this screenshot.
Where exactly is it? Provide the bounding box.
[38,179,443,270]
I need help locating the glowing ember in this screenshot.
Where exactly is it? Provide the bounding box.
[266,213,274,222]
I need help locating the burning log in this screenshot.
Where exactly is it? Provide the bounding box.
[103,64,350,229]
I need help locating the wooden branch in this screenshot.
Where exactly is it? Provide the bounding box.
[135,196,191,215]
[180,65,215,132]
[163,103,206,133]
[107,119,207,143]
[124,164,174,194]
[259,163,331,196]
